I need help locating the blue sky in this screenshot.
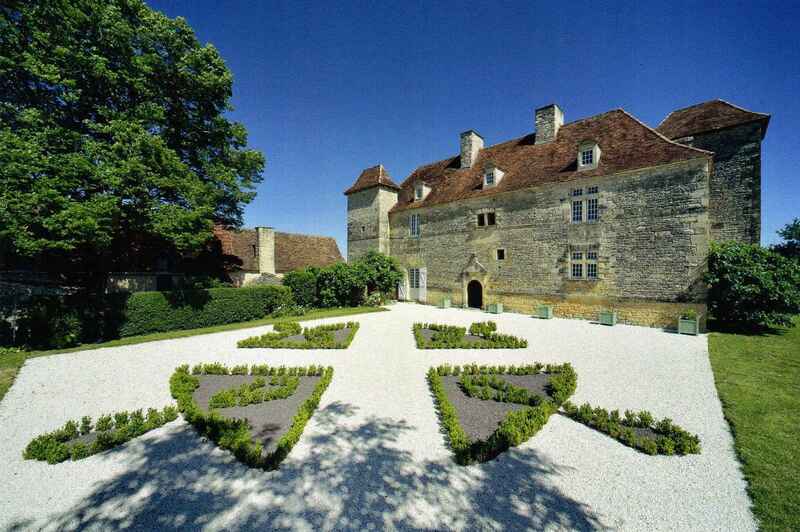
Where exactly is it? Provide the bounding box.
[148,0,799,251]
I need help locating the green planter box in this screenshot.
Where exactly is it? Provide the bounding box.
[487,303,503,314]
[678,316,700,335]
[536,304,553,319]
[599,310,617,326]
[439,298,451,309]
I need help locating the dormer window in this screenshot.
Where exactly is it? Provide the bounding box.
[413,182,430,201]
[578,142,601,171]
[482,164,505,189]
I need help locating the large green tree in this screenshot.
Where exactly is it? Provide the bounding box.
[0,0,264,272]
[772,218,800,259]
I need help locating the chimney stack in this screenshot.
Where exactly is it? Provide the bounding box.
[535,104,564,144]
[256,226,275,275]
[460,130,484,168]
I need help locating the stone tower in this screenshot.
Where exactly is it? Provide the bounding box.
[344,165,400,262]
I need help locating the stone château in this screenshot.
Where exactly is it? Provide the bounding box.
[345,99,769,328]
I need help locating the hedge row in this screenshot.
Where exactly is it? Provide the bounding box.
[414,322,528,349]
[561,401,701,455]
[237,321,359,349]
[170,363,333,469]
[120,285,293,337]
[427,363,574,464]
[24,405,178,464]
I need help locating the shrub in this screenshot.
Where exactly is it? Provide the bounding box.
[468,321,497,337]
[14,297,83,349]
[316,262,363,308]
[170,363,334,469]
[237,321,359,349]
[352,250,403,296]
[706,241,800,329]
[120,285,293,337]
[282,268,319,307]
[414,323,527,349]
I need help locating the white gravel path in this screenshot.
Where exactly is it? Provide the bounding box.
[0,303,755,531]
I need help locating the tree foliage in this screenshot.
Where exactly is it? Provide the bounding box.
[706,241,800,330]
[353,250,403,295]
[772,218,800,260]
[0,0,264,270]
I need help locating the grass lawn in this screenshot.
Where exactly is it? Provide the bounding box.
[708,317,800,532]
[0,305,385,403]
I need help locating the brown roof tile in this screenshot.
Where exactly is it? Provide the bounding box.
[344,164,401,195]
[213,225,258,271]
[392,109,711,212]
[656,99,769,139]
[274,232,343,273]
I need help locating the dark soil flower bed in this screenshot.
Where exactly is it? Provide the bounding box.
[238,321,359,349]
[414,321,527,349]
[170,363,333,469]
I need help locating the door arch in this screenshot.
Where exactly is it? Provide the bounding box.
[467,280,483,309]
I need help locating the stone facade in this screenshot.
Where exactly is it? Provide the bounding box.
[344,100,767,329]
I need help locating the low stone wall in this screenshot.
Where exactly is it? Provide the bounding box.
[425,287,707,332]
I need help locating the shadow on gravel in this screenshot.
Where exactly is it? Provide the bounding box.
[10,402,605,531]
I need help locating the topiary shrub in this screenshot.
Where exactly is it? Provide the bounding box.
[706,241,800,330]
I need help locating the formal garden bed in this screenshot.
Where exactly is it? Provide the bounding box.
[237,321,359,349]
[24,405,178,464]
[414,321,527,349]
[428,363,700,464]
[170,362,333,469]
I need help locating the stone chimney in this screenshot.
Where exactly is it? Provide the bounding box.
[535,104,564,144]
[256,226,275,275]
[460,130,484,168]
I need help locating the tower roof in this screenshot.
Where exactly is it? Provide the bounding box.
[344,164,401,195]
[656,99,770,139]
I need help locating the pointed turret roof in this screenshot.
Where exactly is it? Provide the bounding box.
[344,164,400,195]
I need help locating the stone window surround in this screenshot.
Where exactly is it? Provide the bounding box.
[568,244,600,281]
[569,185,600,224]
[474,207,498,228]
[577,141,601,171]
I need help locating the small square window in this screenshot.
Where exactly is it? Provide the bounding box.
[485,172,494,186]
[477,213,485,226]
[587,186,598,194]
[572,200,583,223]
[496,249,505,260]
[572,251,583,261]
[587,251,597,261]
[571,188,583,197]
[487,212,496,225]
[581,149,594,166]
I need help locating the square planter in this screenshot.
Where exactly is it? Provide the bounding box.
[678,316,700,335]
[598,310,617,326]
[536,304,553,319]
[439,298,451,309]
[487,303,504,314]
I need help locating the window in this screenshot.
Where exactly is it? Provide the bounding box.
[581,149,593,166]
[587,198,598,221]
[477,212,496,227]
[410,214,420,237]
[360,225,365,235]
[414,185,423,200]
[496,249,506,260]
[486,212,496,225]
[578,143,600,170]
[252,244,257,257]
[587,185,598,194]
[571,249,599,280]
[485,171,494,186]
[572,200,583,223]
[409,268,420,289]
[477,213,485,226]
[571,188,583,197]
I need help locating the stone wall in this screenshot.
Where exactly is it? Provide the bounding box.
[673,121,763,244]
[346,186,397,261]
[388,157,711,328]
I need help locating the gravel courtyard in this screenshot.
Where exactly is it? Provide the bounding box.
[0,303,755,531]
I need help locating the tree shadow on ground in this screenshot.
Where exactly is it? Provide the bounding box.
[11,401,607,531]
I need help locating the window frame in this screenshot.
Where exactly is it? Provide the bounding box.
[571,200,583,223]
[496,248,506,261]
[486,212,496,226]
[485,171,495,186]
[570,248,599,280]
[414,185,424,200]
[410,213,421,237]
[409,268,420,289]
[581,149,593,166]
[477,213,485,227]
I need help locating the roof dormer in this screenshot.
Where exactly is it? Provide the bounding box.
[413,181,431,202]
[482,163,505,189]
[578,141,601,171]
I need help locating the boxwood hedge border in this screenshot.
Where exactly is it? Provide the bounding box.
[414,322,528,349]
[237,321,360,349]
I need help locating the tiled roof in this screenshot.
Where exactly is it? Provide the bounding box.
[344,164,401,195]
[656,99,770,139]
[274,232,343,273]
[213,226,258,271]
[391,109,711,212]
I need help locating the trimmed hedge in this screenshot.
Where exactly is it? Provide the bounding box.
[209,375,300,409]
[120,285,293,337]
[237,321,359,349]
[170,362,333,469]
[414,322,528,349]
[561,401,701,455]
[428,363,572,464]
[23,405,178,464]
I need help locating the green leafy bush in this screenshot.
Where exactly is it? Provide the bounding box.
[316,262,363,308]
[414,323,527,349]
[237,321,359,349]
[170,363,333,469]
[352,250,403,297]
[561,401,701,455]
[120,286,293,337]
[23,405,178,464]
[282,268,319,307]
[468,321,497,337]
[208,375,300,408]
[706,241,800,329]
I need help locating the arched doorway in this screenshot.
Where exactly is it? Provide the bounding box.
[467,280,483,309]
